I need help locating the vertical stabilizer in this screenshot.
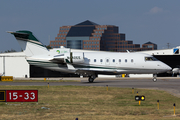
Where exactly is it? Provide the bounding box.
[7,30,48,56]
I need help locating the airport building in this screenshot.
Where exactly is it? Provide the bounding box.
[50,20,157,52]
[0,52,29,77]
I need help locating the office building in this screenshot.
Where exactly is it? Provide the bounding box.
[50,20,157,52]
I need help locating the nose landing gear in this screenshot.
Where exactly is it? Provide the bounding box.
[153,74,157,82]
[153,77,157,82]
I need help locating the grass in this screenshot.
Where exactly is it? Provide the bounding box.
[0,85,180,120]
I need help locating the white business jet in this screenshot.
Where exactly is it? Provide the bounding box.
[8,31,171,82]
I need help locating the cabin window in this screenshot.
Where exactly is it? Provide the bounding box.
[100,59,103,62]
[125,59,127,62]
[119,59,121,62]
[94,59,96,62]
[88,59,90,62]
[131,59,133,63]
[113,59,115,62]
[106,59,109,62]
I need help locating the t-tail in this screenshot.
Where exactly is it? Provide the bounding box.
[7,30,48,56]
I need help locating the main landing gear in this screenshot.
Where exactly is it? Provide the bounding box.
[88,75,97,83]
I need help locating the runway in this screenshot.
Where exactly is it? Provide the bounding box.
[1,77,180,97]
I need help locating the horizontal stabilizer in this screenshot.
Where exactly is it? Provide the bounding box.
[7,30,48,56]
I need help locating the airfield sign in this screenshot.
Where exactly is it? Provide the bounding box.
[0,90,38,102]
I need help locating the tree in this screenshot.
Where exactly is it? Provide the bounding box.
[4,49,16,53]
[45,45,52,50]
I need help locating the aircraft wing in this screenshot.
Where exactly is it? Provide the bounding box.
[49,54,65,63]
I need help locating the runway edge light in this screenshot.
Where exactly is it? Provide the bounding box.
[157,100,159,110]
[173,103,176,116]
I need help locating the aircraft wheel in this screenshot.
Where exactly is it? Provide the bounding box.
[88,77,94,83]
[153,78,157,82]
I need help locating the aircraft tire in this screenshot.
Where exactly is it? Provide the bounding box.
[88,77,94,83]
[153,78,157,82]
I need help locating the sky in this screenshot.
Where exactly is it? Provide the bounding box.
[1,0,180,52]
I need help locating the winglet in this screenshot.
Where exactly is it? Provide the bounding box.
[66,63,75,70]
[65,59,75,70]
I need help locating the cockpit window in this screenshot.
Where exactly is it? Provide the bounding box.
[145,57,158,61]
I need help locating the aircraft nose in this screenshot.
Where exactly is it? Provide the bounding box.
[167,65,172,71]
[163,64,172,71]
[158,62,172,71]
